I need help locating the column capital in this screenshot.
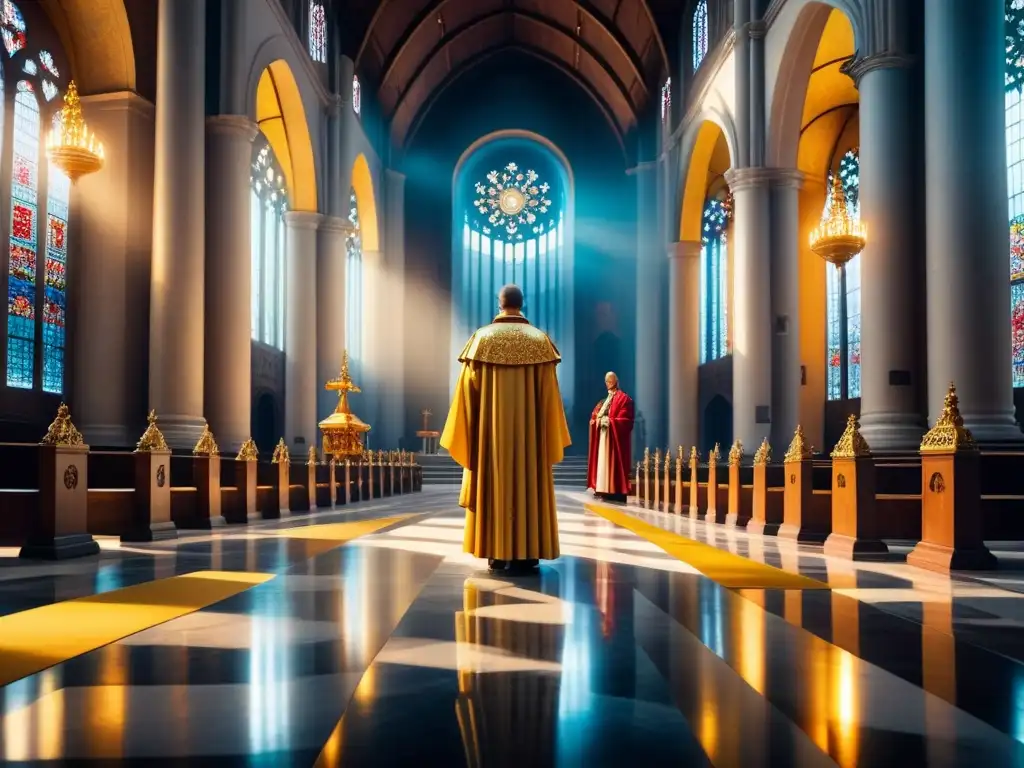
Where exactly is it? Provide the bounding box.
[743,20,767,40]
[284,211,323,230]
[667,240,701,260]
[205,114,259,142]
[840,53,915,86]
[724,167,805,191]
[319,214,354,235]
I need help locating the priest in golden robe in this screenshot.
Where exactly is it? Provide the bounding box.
[440,284,571,575]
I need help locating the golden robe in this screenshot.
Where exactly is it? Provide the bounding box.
[440,314,571,561]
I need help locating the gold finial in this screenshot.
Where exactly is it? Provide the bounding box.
[784,425,813,462]
[237,437,259,462]
[135,410,168,452]
[689,445,699,463]
[40,402,84,447]
[753,437,772,466]
[832,414,872,458]
[636,460,642,474]
[193,422,219,456]
[46,80,105,183]
[654,448,661,469]
[920,382,977,454]
[272,438,290,464]
[708,443,721,466]
[676,447,684,469]
[643,447,650,469]
[377,449,385,465]
[728,440,744,466]
[307,445,319,465]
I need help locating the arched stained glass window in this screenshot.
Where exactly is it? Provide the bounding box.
[700,194,730,363]
[346,190,364,383]
[250,143,287,349]
[2,1,25,58]
[352,75,361,116]
[308,2,327,64]
[825,148,862,400]
[1007,2,1024,385]
[43,112,69,393]
[693,0,709,71]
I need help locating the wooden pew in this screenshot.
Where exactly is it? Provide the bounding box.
[778,426,831,543]
[825,415,889,560]
[687,448,706,520]
[749,440,783,535]
[725,440,752,528]
[706,444,728,524]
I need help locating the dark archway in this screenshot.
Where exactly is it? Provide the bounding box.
[252,392,278,454]
[701,394,732,455]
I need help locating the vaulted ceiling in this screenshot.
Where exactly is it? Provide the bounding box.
[336,0,683,147]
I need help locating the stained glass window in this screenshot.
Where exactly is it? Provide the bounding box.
[7,80,38,388]
[352,75,361,116]
[42,113,69,393]
[250,143,287,349]
[41,79,55,101]
[700,195,730,364]
[308,2,327,64]
[2,0,25,58]
[693,0,709,71]
[38,50,57,77]
[1008,17,1024,385]
[346,189,364,383]
[661,78,671,124]
[825,148,862,400]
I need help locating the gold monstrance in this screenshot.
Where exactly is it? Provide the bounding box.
[46,81,104,183]
[810,172,866,398]
[319,351,371,460]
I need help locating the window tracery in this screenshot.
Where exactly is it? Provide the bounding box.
[693,0,709,71]
[825,148,862,401]
[309,2,327,63]
[700,193,731,363]
[346,190,363,382]
[352,74,361,116]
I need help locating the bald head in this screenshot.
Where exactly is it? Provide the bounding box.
[605,371,619,391]
[498,284,524,312]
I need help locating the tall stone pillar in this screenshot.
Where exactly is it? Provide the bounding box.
[634,162,665,451]
[149,0,207,448]
[733,0,751,167]
[724,168,773,449]
[668,241,701,449]
[747,1,767,166]
[924,0,1021,440]
[284,212,321,452]
[384,169,407,449]
[362,248,384,443]
[75,92,155,445]
[845,54,926,449]
[317,216,348,426]
[204,115,257,452]
[769,170,804,448]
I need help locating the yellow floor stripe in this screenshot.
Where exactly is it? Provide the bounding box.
[0,570,273,687]
[584,503,828,590]
[276,515,414,542]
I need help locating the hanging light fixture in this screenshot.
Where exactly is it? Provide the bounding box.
[809,174,866,266]
[46,80,104,183]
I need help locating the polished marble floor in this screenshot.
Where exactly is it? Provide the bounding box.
[1,488,1024,765]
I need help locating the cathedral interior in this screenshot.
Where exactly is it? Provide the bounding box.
[0,0,1023,764]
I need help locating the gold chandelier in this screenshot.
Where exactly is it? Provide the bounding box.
[809,174,865,267]
[46,80,104,183]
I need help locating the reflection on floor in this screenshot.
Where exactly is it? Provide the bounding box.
[1,488,1024,765]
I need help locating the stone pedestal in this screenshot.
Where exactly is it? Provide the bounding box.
[688,453,701,519]
[306,462,318,511]
[725,462,751,528]
[778,457,824,543]
[825,456,888,560]
[275,461,290,517]
[193,455,226,529]
[749,462,781,536]
[22,445,99,560]
[124,449,177,542]
[235,460,256,524]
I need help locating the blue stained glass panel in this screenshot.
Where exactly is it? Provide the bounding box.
[7,81,37,389]
[1014,281,1024,387]
[700,196,729,363]
[692,0,708,71]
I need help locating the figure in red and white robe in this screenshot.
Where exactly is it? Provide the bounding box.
[586,372,634,502]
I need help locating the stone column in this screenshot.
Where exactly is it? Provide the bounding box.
[284,211,321,452]
[844,54,926,449]
[384,169,407,449]
[634,161,665,450]
[362,248,384,441]
[204,115,257,452]
[733,0,751,166]
[317,216,349,425]
[770,170,804,448]
[924,0,1021,440]
[747,7,767,166]
[149,0,207,448]
[724,168,773,449]
[668,241,701,449]
[74,92,155,446]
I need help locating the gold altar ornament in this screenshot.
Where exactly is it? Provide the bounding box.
[920,382,977,454]
[193,422,219,456]
[272,438,290,464]
[832,414,871,458]
[135,410,168,453]
[728,440,744,466]
[237,437,259,462]
[753,437,772,466]
[784,425,813,462]
[46,81,104,183]
[319,351,371,460]
[41,403,83,447]
[809,174,866,267]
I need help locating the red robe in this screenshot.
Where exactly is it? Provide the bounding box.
[586,389,634,495]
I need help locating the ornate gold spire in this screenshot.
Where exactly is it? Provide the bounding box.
[193,422,219,456]
[654,448,661,469]
[272,438,290,464]
[320,351,371,460]
[920,382,977,454]
[135,410,168,452]
[708,443,721,467]
[784,425,813,462]
[40,403,84,447]
[689,445,699,463]
[307,445,319,466]
[237,437,259,462]
[728,440,744,466]
[643,447,650,469]
[753,437,772,466]
[832,414,872,458]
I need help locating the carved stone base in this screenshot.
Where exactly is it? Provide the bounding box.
[20,533,99,560]
[746,519,780,537]
[121,521,179,543]
[777,524,826,544]
[907,539,997,574]
[823,532,889,561]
